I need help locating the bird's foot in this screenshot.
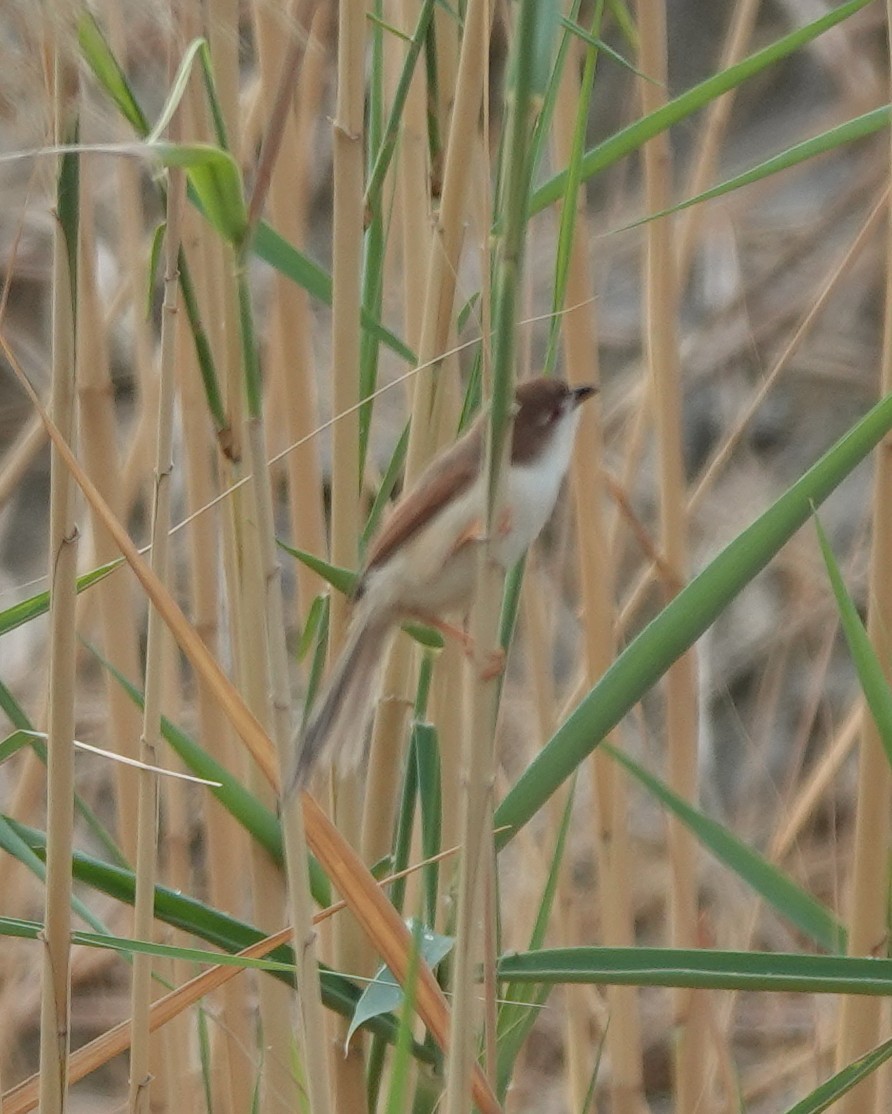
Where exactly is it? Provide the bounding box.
[478,646,506,680]
[410,613,505,679]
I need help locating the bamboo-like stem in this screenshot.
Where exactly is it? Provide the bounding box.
[205,4,286,1109]
[252,0,328,626]
[403,0,492,481]
[156,648,197,1114]
[75,158,142,870]
[366,0,494,894]
[636,7,705,1112]
[360,0,435,884]
[176,249,250,1114]
[833,12,892,1105]
[551,17,648,1113]
[243,399,324,1114]
[328,0,368,1108]
[172,17,253,1109]
[447,0,545,1106]
[37,20,78,1114]
[127,160,185,1114]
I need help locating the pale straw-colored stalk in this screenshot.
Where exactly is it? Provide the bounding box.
[637,6,706,1111]
[127,151,185,1112]
[327,0,369,1107]
[551,15,648,1112]
[364,0,492,883]
[176,234,251,1114]
[212,1,310,1107]
[402,0,492,480]
[237,3,339,1111]
[37,13,78,1112]
[448,1,551,1107]
[252,0,328,627]
[172,16,254,1108]
[359,0,434,878]
[156,648,198,1113]
[74,157,142,869]
[833,11,892,1107]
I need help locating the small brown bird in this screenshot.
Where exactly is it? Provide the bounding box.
[286,376,596,793]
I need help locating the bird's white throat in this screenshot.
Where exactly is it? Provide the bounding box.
[493,405,581,568]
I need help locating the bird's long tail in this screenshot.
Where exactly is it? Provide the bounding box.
[285,607,394,795]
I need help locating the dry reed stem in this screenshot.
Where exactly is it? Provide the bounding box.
[442,8,506,1111]
[552,20,648,1113]
[327,0,369,1109]
[637,5,707,1110]
[359,0,432,888]
[170,35,254,1110]
[127,149,185,1112]
[833,12,892,1105]
[37,18,78,1112]
[403,0,492,482]
[75,157,144,867]
[241,412,310,1114]
[252,0,328,626]
[769,705,860,861]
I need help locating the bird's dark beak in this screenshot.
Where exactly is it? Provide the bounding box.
[572,385,598,406]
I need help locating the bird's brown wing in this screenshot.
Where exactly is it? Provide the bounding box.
[362,422,483,576]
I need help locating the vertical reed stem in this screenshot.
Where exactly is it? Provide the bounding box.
[38,15,78,1112]
[637,6,705,1111]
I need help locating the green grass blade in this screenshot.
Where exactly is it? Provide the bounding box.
[603,743,844,952]
[783,1036,892,1114]
[545,1,604,377]
[0,914,292,974]
[413,721,442,927]
[0,817,111,936]
[495,390,892,845]
[145,38,210,144]
[0,679,129,867]
[252,221,416,363]
[77,12,150,135]
[814,511,892,769]
[364,0,437,215]
[618,106,892,232]
[498,946,892,995]
[362,421,410,552]
[347,921,454,1047]
[529,0,875,215]
[0,558,122,636]
[278,541,357,595]
[496,775,576,1098]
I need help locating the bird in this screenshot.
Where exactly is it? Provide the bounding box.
[285,376,596,794]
